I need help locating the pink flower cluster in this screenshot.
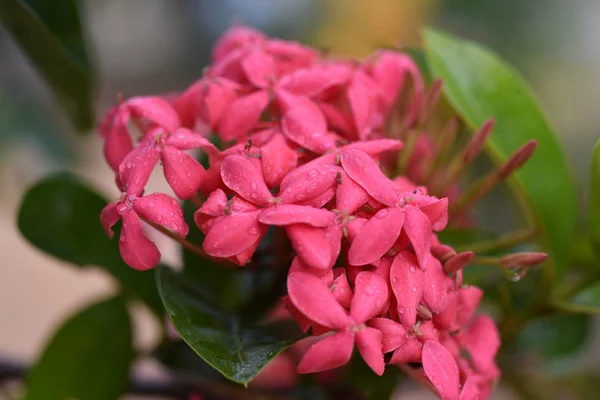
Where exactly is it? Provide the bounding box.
[99,26,500,399]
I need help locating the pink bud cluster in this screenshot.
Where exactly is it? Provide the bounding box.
[99,26,500,399]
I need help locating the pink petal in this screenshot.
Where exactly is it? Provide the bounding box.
[417,321,440,343]
[100,202,121,238]
[260,133,298,187]
[422,257,453,312]
[202,212,263,258]
[319,102,354,136]
[348,207,404,266]
[331,269,353,309]
[103,110,133,171]
[345,217,368,242]
[350,271,389,323]
[259,204,334,227]
[212,25,267,62]
[464,315,501,376]
[241,47,276,88]
[390,251,424,327]
[433,292,459,331]
[133,193,188,237]
[370,51,408,108]
[289,256,334,283]
[165,128,215,151]
[336,171,370,214]
[161,146,205,199]
[356,327,385,376]
[286,224,333,270]
[422,340,460,400]
[340,149,399,206]
[460,376,480,400]
[284,295,313,333]
[456,287,484,327]
[220,155,273,206]
[200,189,228,214]
[199,78,238,129]
[403,205,432,269]
[278,63,352,97]
[230,196,261,212]
[347,71,377,139]
[287,271,351,329]
[119,209,160,270]
[345,139,404,158]
[265,39,318,72]
[218,90,270,141]
[368,318,407,353]
[279,164,340,205]
[389,338,422,364]
[280,99,332,153]
[172,78,205,128]
[127,96,181,132]
[413,196,449,231]
[297,331,354,374]
[118,144,160,196]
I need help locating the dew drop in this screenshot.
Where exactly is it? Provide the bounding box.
[412,286,417,293]
[399,308,405,314]
[409,266,416,273]
[251,182,258,190]
[148,202,155,208]
[392,277,397,283]
[505,266,527,282]
[248,226,259,235]
[171,223,178,230]
[157,215,163,222]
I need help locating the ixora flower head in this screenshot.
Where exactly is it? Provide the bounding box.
[97,25,547,399]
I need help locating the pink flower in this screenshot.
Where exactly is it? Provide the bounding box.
[287,270,389,375]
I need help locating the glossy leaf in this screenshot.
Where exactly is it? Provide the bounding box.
[517,314,591,359]
[588,140,600,257]
[0,0,94,131]
[425,29,576,278]
[18,173,162,315]
[26,296,133,400]
[156,265,300,384]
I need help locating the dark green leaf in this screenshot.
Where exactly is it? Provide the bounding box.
[516,314,591,359]
[424,29,577,279]
[153,340,225,382]
[588,140,600,258]
[18,173,162,315]
[156,265,300,384]
[0,0,94,131]
[26,296,133,400]
[569,281,600,311]
[345,353,399,400]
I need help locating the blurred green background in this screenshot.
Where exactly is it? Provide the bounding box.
[0,1,598,398]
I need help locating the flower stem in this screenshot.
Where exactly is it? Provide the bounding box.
[146,220,208,259]
[549,300,600,315]
[455,228,536,254]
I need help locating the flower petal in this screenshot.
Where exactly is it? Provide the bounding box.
[422,257,453,312]
[241,47,277,88]
[220,155,273,206]
[218,90,270,141]
[389,337,422,364]
[287,271,351,329]
[417,197,449,231]
[286,224,333,270]
[133,193,188,237]
[403,205,432,269]
[346,139,404,158]
[127,96,181,132]
[340,149,399,206]
[460,376,480,400]
[195,189,228,219]
[100,202,120,238]
[202,212,263,258]
[279,164,340,204]
[199,78,238,129]
[356,327,385,376]
[161,146,205,199]
[331,268,353,309]
[336,171,370,214]
[260,133,299,187]
[119,209,160,270]
[456,286,484,327]
[350,271,389,323]
[259,204,334,227]
[348,207,404,266]
[278,63,351,97]
[464,315,501,377]
[281,98,335,153]
[368,318,407,353]
[390,251,424,327]
[297,331,354,374]
[118,144,160,196]
[422,340,460,400]
[166,128,215,151]
[348,71,377,139]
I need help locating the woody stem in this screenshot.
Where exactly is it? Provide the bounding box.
[145,220,208,258]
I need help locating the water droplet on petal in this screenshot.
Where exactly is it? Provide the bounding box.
[251,182,258,190]
[412,286,417,292]
[392,277,397,283]
[409,266,416,273]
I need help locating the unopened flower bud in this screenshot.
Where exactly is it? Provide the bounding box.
[444,251,475,274]
[499,251,547,268]
[431,244,456,263]
[417,304,433,320]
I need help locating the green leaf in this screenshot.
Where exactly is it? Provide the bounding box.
[516,314,591,359]
[26,296,133,400]
[424,29,577,279]
[18,173,162,315]
[0,0,94,131]
[345,353,399,400]
[156,265,300,384]
[588,140,600,257]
